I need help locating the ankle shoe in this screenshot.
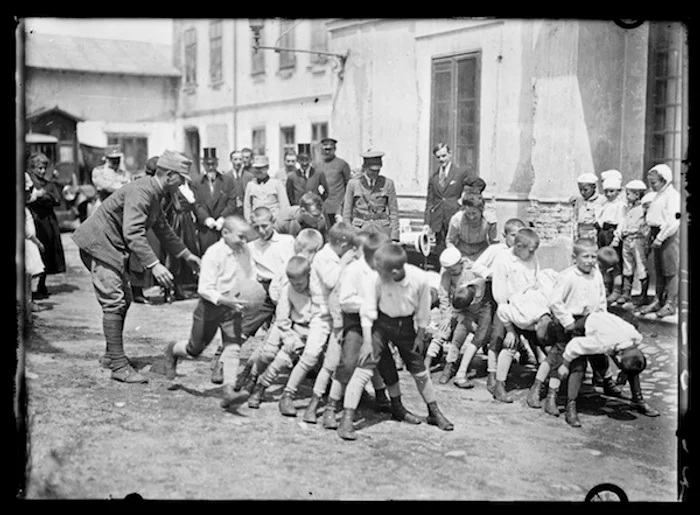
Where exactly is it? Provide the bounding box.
[565,400,582,427]
[211,359,224,385]
[656,303,676,318]
[322,399,340,429]
[602,377,623,397]
[374,389,392,413]
[163,342,179,380]
[234,360,253,391]
[426,401,454,431]
[247,384,265,409]
[492,380,513,403]
[302,394,322,424]
[638,299,662,315]
[615,371,628,386]
[111,365,148,384]
[220,384,241,409]
[337,409,357,440]
[486,372,497,394]
[438,362,457,384]
[632,399,660,417]
[543,389,559,417]
[453,377,475,389]
[278,391,297,417]
[99,355,131,370]
[389,396,423,425]
[526,379,544,409]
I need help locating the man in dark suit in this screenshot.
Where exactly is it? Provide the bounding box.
[192,147,238,254]
[424,143,470,255]
[227,149,255,217]
[72,150,201,384]
[286,143,329,206]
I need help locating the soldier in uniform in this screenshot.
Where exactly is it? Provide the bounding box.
[92,144,132,202]
[342,150,400,242]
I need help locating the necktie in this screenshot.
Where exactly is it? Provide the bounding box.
[439,167,446,188]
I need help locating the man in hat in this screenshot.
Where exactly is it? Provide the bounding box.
[342,150,400,241]
[72,150,202,384]
[192,147,238,255]
[243,155,290,222]
[274,150,299,186]
[92,144,132,202]
[286,143,329,206]
[638,163,681,318]
[226,150,255,217]
[314,137,352,228]
[274,191,328,239]
[424,143,470,256]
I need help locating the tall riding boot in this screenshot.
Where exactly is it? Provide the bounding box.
[278,391,297,417]
[390,396,423,424]
[302,394,322,424]
[543,388,560,417]
[426,401,454,431]
[565,400,582,427]
[615,276,633,305]
[337,408,357,441]
[322,398,340,429]
[493,380,513,403]
[526,379,544,409]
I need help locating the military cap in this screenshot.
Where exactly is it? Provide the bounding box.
[320,137,338,144]
[361,149,385,168]
[157,150,192,181]
[105,144,123,159]
[252,155,270,168]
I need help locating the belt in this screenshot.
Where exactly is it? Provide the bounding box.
[356,214,388,221]
[377,311,414,331]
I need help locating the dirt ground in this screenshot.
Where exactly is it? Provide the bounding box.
[18,234,680,501]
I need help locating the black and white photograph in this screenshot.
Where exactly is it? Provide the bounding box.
[14,17,690,501]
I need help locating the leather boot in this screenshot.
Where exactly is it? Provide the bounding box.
[278,391,297,417]
[389,396,423,424]
[615,276,633,305]
[632,391,660,417]
[374,388,392,413]
[438,361,457,384]
[492,380,513,403]
[234,360,253,391]
[565,400,582,427]
[638,298,662,315]
[615,370,628,386]
[247,384,265,409]
[606,281,622,304]
[602,376,623,397]
[322,398,340,429]
[543,388,560,417]
[163,342,179,380]
[426,401,454,431]
[526,379,544,408]
[486,372,497,394]
[302,394,322,424]
[337,409,357,441]
[635,277,650,306]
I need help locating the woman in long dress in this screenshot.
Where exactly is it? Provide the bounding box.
[26,152,66,299]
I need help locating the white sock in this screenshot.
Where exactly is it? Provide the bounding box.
[549,377,561,390]
[221,344,241,386]
[487,349,497,373]
[455,343,478,379]
[496,348,516,382]
[312,367,333,398]
[329,379,345,403]
[535,361,551,382]
[343,368,374,409]
[412,370,436,404]
[173,340,191,358]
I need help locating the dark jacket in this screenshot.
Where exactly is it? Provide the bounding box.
[192,172,238,253]
[424,163,470,233]
[285,166,329,206]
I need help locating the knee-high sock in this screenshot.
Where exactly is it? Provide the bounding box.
[548,377,561,389]
[426,339,443,359]
[173,340,192,358]
[535,346,547,364]
[386,381,401,398]
[455,342,478,379]
[343,367,374,409]
[370,369,386,391]
[535,361,551,382]
[312,367,333,398]
[285,354,321,395]
[445,341,462,364]
[103,313,127,370]
[567,370,584,401]
[259,351,294,388]
[487,349,498,373]
[329,379,345,403]
[412,370,437,405]
[221,344,241,386]
[496,348,516,382]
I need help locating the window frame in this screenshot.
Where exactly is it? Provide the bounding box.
[278,19,297,71]
[280,126,296,164]
[311,122,329,164]
[105,134,149,173]
[309,19,329,65]
[184,27,198,87]
[251,29,265,76]
[209,20,223,85]
[429,51,481,179]
[252,127,267,156]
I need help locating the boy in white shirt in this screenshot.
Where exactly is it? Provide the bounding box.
[597,175,627,302]
[163,216,267,408]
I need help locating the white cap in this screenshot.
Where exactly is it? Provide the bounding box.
[602,178,622,190]
[600,169,622,182]
[641,191,657,205]
[648,163,673,184]
[577,173,598,184]
[439,247,462,268]
[625,179,647,191]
